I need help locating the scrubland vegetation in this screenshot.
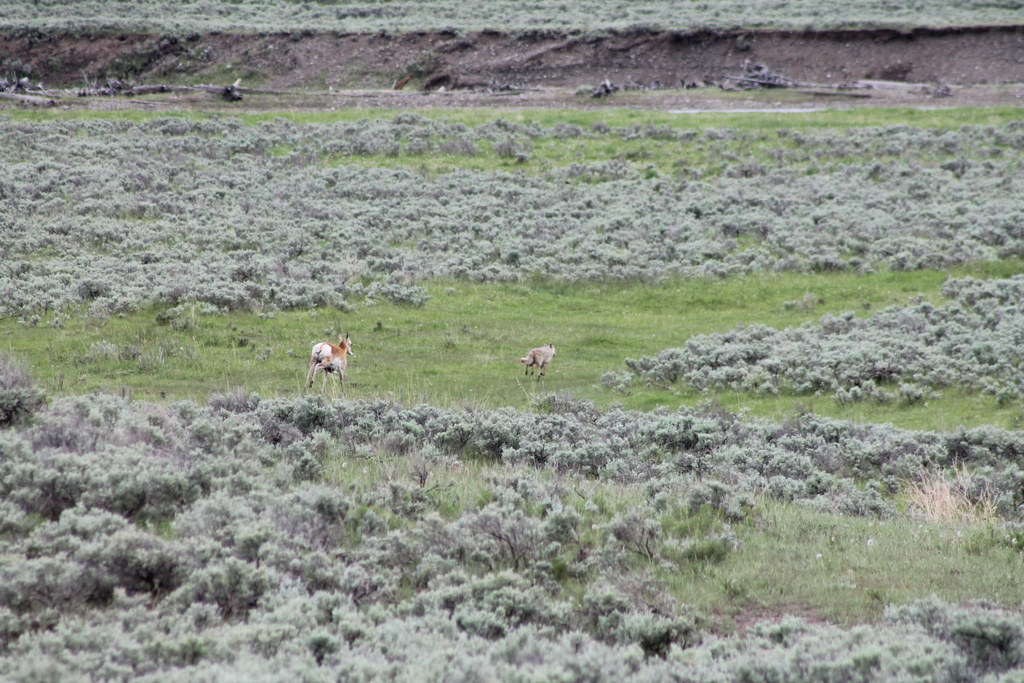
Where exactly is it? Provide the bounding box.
[624,276,1024,407]
[1,0,1021,34]
[4,106,1024,680]
[3,113,1024,317]
[1,385,1024,681]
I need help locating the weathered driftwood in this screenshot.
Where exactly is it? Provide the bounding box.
[798,89,873,98]
[925,82,953,97]
[127,85,174,95]
[723,75,796,89]
[727,75,872,91]
[0,92,55,106]
[77,80,247,100]
[723,60,872,93]
[1,76,56,105]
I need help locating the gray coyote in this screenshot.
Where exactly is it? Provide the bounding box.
[520,344,555,378]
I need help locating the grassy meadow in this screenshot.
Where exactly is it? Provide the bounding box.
[7,263,1024,431]
[3,103,1024,680]
[4,105,1024,433]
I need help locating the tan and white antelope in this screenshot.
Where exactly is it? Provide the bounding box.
[519,343,555,378]
[306,333,354,389]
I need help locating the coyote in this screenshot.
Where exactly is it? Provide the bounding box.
[306,333,354,389]
[520,344,555,378]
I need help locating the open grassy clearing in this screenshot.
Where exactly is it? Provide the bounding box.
[6,261,1024,431]
[324,455,1024,629]
[12,103,1023,130]
[686,504,1024,628]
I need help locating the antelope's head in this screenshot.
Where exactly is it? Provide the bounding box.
[338,333,354,356]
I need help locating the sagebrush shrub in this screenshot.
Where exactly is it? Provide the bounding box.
[1,392,1023,679]
[621,276,1024,405]
[4,119,1024,317]
[0,354,44,428]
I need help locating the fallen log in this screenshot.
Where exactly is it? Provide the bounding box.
[724,75,872,91]
[723,75,797,89]
[76,82,248,100]
[723,60,873,93]
[0,92,55,106]
[797,89,874,98]
[127,85,174,95]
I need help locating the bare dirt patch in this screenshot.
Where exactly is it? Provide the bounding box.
[2,26,1024,111]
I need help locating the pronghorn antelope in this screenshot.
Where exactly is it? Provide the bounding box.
[306,333,354,389]
[519,344,555,378]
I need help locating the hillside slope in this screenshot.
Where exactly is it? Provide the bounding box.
[4,26,1023,93]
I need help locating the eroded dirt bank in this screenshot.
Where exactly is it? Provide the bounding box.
[4,25,1024,93]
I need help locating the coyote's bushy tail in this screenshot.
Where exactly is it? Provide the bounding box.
[520,344,555,377]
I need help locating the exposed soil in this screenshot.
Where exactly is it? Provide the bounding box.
[3,26,1024,110]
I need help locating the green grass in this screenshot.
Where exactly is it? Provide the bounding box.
[6,261,1024,431]
[674,502,1024,628]
[321,452,1024,628]
[3,103,1024,647]
[7,104,1022,180]
[10,104,1023,130]
[8,105,1024,430]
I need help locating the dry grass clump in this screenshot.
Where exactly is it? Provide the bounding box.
[903,466,998,525]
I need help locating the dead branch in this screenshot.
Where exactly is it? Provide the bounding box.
[0,92,55,106]
[128,85,174,95]
[723,75,798,89]
[75,79,247,100]
[855,79,919,89]
[1,76,55,105]
[797,89,874,98]
[723,59,872,92]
